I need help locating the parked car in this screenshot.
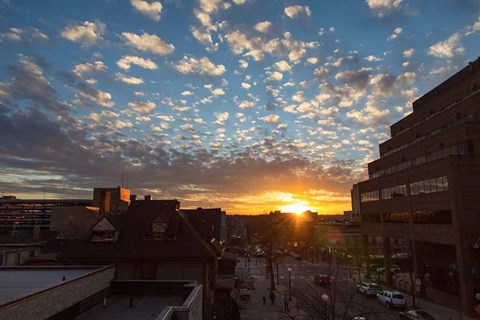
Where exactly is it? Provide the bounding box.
[357,282,382,296]
[376,290,407,309]
[314,274,334,286]
[390,264,401,273]
[399,310,436,320]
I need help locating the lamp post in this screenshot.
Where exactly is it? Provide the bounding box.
[321,294,329,319]
[288,267,292,301]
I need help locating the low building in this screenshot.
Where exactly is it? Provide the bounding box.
[0,265,203,320]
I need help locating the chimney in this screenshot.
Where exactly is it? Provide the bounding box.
[144,195,152,201]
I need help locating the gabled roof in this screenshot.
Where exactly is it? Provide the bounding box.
[59,200,217,261]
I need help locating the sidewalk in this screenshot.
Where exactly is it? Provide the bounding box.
[237,258,300,320]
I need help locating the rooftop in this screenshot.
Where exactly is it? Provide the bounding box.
[0,266,103,306]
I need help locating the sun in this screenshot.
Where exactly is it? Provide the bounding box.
[279,203,313,215]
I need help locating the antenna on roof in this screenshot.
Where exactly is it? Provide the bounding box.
[126,175,129,189]
[121,163,125,188]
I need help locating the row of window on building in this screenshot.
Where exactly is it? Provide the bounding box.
[361,210,452,225]
[370,141,473,179]
[360,176,448,203]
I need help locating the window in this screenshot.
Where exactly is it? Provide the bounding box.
[361,191,380,203]
[410,176,448,196]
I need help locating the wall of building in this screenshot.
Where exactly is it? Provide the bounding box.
[0,266,114,320]
[0,246,43,266]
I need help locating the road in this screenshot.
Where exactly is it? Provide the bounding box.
[257,255,401,319]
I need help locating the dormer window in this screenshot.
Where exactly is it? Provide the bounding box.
[149,215,172,241]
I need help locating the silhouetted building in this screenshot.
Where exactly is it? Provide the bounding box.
[54,200,218,319]
[181,208,227,244]
[356,58,480,317]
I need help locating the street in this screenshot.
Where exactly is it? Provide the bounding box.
[239,254,400,319]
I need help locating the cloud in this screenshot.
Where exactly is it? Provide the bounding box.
[173,56,226,76]
[191,26,216,49]
[335,67,372,89]
[131,0,163,21]
[403,48,414,58]
[275,60,292,72]
[387,27,402,41]
[2,55,68,115]
[284,5,311,19]
[75,87,114,108]
[370,72,416,97]
[366,0,402,17]
[307,57,318,64]
[115,119,133,129]
[428,33,464,58]
[254,21,272,34]
[115,72,144,85]
[232,0,246,4]
[198,0,230,13]
[214,111,229,125]
[213,88,225,96]
[73,61,107,77]
[122,32,174,56]
[238,100,255,109]
[128,100,156,113]
[61,21,106,47]
[465,17,480,36]
[260,114,280,123]
[346,98,390,125]
[1,27,49,42]
[267,71,283,81]
[241,82,251,89]
[116,55,158,70]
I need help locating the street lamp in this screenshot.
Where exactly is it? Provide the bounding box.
[288,267,292,301]
[321,294,329,319]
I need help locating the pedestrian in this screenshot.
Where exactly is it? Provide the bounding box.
[283,293,289,312]
[269,291,275,305]
[262,295,266,305]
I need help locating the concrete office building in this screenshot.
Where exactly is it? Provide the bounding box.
[356,58,480,316]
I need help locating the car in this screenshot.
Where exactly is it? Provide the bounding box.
[314,274,334,286]
[376,290,407,309]
[291,252,302,260]
[399,310,436,320]
[357,282,382,296]
[390,265,401,273]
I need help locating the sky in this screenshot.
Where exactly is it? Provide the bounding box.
[0,0,479,214]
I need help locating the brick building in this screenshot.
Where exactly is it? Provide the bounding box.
[356,58,480,316]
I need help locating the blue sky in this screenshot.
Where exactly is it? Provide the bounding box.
[0,0,479,214]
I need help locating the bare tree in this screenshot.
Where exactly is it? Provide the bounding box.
[274,264,389,320]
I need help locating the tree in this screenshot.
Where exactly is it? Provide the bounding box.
[344,238,364,283]
[276,263,387,320]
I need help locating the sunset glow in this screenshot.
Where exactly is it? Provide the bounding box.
[279,202,315,215]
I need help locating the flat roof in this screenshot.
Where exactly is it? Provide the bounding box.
[75,294,183,319]
[0,267,103,306]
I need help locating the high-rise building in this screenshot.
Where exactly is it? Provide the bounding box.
[356,58,480,317]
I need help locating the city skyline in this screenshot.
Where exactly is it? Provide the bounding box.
[0,0,479,214]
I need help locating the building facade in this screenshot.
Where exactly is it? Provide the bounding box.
[356,58,480,316]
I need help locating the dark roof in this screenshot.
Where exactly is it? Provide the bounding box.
[59,200,217,261]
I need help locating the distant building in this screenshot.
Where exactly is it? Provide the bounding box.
[355,58,480,317]
[0,198,92,230]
